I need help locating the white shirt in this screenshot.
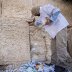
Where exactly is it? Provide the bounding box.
[40,4,69,38]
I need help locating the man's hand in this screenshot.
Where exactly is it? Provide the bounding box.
[26,16,35,26]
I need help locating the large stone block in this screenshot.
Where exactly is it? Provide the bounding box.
[68,28,72,57]
[0,18,30,65]
[2,0,32,18]
[30,26,46,61]
[1,0,72,67]
[30,26,52,62]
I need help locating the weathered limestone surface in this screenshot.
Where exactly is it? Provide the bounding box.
[0,18,30,65]
[0,0,72,66]
[29,26,52,63]
[2,0,32,18]
[30,26,46,61]
[68,28,72,57]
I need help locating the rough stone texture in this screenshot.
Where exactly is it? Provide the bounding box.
[2,0,32,18]
[30,26,46,61]
[68,28,72,57]
[0,0,72,67]
[0,18,30,65]
[29,26,52,63]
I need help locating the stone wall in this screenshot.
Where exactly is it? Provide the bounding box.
[0,0,52,65]
[30,26,51,63]
[0,18,30,65]
[0,0,72,66]
[2,0,32,18]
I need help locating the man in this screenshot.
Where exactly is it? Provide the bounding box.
[27,4,72,71]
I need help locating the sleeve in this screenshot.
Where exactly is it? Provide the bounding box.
[50,8,61,22]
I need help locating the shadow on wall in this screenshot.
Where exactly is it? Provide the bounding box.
[67,28,72,58]
[63,0,72,3]
[0,65,8,71]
